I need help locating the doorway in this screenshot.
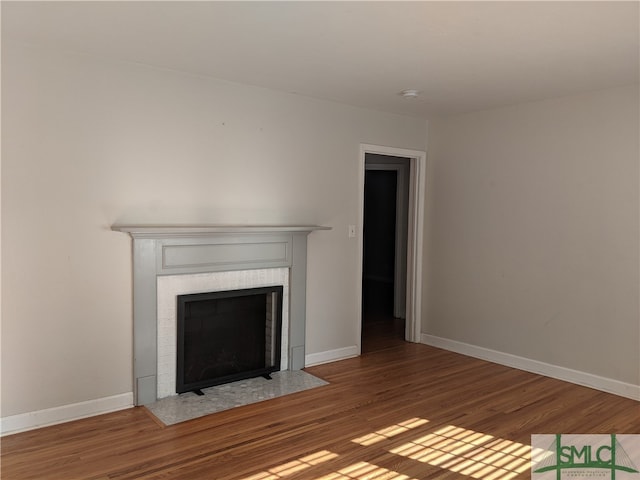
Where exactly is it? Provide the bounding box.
[362,156,410,352]
[357,144,426,354]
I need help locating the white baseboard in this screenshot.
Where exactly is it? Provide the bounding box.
[305,345,359,367]
[421,334,640,401]
[5,336,635,436]
[0,392,134,436]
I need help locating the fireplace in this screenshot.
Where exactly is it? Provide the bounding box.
[111,224,330,405]
[176,286,283,393]
[157,268,289,398]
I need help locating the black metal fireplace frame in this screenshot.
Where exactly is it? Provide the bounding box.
[176,285,283,394]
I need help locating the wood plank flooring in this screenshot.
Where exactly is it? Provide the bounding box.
[2,331,638,479]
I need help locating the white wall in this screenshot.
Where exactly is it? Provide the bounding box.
[1,43,427,418]
[424,85,639,387]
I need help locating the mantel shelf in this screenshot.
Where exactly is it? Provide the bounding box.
[111,224,331,238]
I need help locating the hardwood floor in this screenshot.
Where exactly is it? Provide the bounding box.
[361,313,405,354]
[361,277,405,354]
[2,335,638,479]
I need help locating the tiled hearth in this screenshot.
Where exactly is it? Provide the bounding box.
[146,371,328,425]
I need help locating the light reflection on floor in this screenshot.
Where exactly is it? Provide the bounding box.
[390,424,530,480]
[243,418,531,480]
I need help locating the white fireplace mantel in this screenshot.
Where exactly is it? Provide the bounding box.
[112,224,330,405]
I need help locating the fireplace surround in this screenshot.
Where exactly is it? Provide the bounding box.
[112,224,329,406]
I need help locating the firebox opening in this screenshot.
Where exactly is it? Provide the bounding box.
[176,285,283,394]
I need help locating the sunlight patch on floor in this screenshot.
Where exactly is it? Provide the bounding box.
[243,418,531,480]
[389,424,531,480]
[319,461,417,480]
[243,450,339,479]
[352,418,429,446]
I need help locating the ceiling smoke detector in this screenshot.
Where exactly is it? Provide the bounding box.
[399,89,420,98]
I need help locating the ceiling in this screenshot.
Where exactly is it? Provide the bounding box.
[2,1,639,118]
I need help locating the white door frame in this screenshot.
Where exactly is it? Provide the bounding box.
[357,144,426,350]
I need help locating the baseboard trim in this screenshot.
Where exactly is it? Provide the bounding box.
[5,336,635,436]
[305,346,359,367]
[0,392,134,436]
[421,334,640,401]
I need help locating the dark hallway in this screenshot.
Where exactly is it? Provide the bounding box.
[361,169,405,353]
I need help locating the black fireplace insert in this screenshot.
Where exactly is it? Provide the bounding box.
[176,285,283,394]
